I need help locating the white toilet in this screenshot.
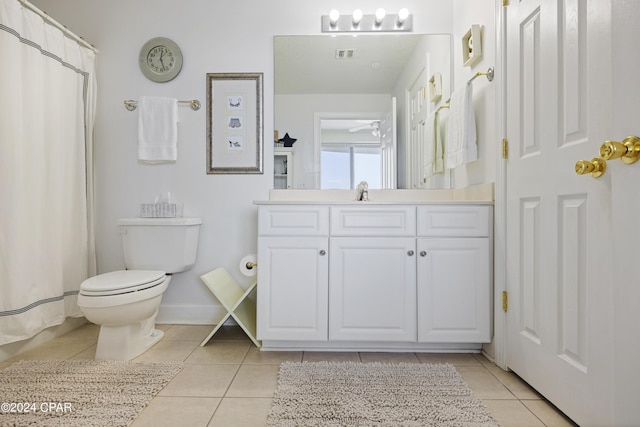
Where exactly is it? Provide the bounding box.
[78,217,201,360]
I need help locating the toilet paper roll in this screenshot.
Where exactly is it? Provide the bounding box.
[239,254,257,277]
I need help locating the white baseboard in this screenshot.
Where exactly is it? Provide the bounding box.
[156,304,228,325]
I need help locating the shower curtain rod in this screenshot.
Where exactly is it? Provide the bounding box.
[18,0,98,53]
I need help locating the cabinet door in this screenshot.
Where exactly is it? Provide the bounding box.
[417,238,491,343]
[329,237,416,342]
[257,237,328,341]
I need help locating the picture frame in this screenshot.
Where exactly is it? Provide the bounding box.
[206,72,263,174]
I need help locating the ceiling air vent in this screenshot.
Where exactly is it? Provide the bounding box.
[335,48,355,59]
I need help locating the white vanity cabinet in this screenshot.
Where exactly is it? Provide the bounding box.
[330,236,417,341]
[329,205,417,341]
[256,206,329,341]
[256,201,493,351]
[417,206,492,343]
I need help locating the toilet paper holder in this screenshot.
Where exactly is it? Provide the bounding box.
[239,254,258,277]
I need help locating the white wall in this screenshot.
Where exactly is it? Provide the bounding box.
[29,0,490,325]
[451,0,497,188]
[450,0,498,360]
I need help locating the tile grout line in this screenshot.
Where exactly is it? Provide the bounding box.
[473,357,571,426]
[206,344,262,426]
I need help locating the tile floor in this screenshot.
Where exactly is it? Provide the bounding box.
[0,323,578,427]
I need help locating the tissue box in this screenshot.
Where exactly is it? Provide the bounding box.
[140,203,177,218]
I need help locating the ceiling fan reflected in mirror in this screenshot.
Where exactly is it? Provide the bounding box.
[349,120,380,137]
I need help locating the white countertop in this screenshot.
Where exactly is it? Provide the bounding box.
[254,184,494,205]
[254,199,493,205]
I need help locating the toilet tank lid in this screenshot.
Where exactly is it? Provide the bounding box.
[118,217,202,226]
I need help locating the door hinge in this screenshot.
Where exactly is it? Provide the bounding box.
[502,138,509,159]
[502,291,508,312]
[503,0,509,6]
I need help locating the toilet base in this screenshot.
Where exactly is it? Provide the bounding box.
[94,317,164,360]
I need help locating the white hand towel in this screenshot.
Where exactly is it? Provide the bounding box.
[446,83,477,169]
[138,96,178,163]
[434,110,446,174]
[423,111,437,180]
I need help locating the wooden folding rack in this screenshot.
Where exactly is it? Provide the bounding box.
[199,267,260,347]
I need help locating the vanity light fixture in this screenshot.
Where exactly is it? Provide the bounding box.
[397,8,409,26]
[352,9,363,26]
[375,8,386,26]
[329,9,340,28]
[321,8,413,33]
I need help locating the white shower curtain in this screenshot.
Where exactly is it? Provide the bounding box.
[0,0,97,345]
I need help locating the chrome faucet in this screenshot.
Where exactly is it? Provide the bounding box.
[355,181,369,201]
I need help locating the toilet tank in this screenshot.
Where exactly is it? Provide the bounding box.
[118,217,202,273]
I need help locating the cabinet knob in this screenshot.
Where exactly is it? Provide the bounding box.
[420,251,427,257]
[407,250,414,256]
[319,249,326,256]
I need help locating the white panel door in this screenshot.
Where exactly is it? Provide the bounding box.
[505,0,615,425]
[329,237,416,342]
[257,237,328,341]
[417,238,491,343]
[407,68,427,188]
[609,2,640,424]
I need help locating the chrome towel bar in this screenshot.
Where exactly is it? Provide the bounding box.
[123,99,201,111]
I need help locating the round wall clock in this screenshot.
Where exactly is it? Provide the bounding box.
[139,37,183,83]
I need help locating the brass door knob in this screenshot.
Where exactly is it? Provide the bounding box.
[599,136,640,164]
[575,157,607,178]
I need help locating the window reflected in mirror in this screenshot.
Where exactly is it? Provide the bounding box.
[320,118,382,189]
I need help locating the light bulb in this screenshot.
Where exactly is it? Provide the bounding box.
[329,9,340,27]
[397,8,409,25]
[375,8,386,25]
[352,9,363,25]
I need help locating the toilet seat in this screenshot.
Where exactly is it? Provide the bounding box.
[80,270,166,297]
[78,271,170,310]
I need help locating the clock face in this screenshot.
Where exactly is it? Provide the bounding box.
[139,37,183,83]
[146,45,175,73]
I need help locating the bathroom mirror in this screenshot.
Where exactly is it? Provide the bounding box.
[274,33,451,189]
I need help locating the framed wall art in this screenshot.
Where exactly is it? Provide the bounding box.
[206,72,263,174]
